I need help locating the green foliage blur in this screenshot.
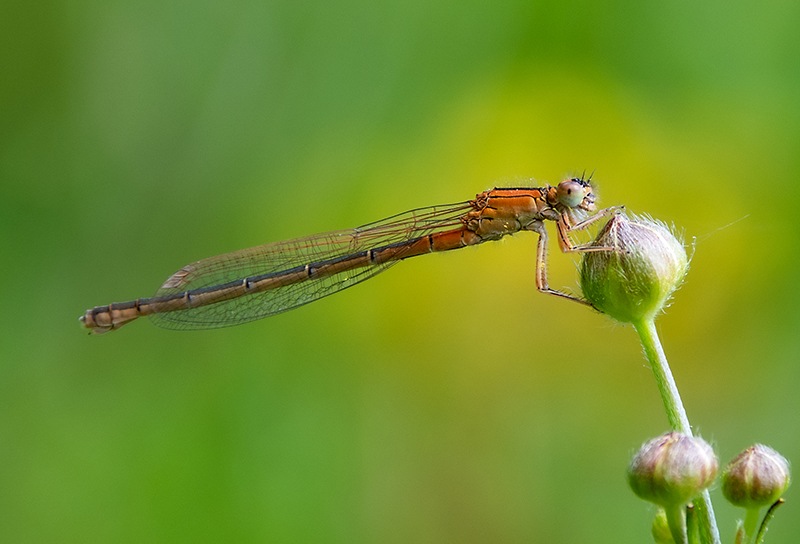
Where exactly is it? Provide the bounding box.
[2,0,798,542]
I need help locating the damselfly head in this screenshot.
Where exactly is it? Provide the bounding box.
[556,177,597,212]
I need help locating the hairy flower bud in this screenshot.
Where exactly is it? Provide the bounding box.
[722,444,791,509]
[628,432,718,508]
[580,213,688,323]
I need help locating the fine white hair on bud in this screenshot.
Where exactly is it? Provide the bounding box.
[722,444,791,509]
[580,212,688,323]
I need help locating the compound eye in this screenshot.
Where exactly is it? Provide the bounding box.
[556,179,587,208]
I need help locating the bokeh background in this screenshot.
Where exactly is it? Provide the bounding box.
[2,0,798,542]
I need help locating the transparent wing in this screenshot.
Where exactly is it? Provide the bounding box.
[149,201,473,330]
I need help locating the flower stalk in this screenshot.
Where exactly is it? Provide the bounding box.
[580,212,721,544]
[634,319,720,544]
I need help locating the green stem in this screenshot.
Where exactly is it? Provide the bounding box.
[755,499,785,544]
[633,318,721,544]
[664,503,689,544]
[743,508,760,544]
[687,504,699,544]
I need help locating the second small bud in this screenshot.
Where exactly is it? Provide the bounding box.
[722,444,791,509]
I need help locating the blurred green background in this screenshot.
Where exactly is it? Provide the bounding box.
[2,0,798,542]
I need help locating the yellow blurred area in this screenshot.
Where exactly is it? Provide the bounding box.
[2,1,798,542]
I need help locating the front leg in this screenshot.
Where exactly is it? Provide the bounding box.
[527,220,591,306]
[557,206,624,253]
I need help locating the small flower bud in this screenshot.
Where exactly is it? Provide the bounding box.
[722,444,791,509]
[628,432,718,508]
[580,213,688,323]
[651,508,676,543]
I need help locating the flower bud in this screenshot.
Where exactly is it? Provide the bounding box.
[722,444,790,509]
[628,432,718,508]
[580,213,688,323]
[651,508,676,544]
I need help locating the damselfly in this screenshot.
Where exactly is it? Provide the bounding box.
[80,177,618,333]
